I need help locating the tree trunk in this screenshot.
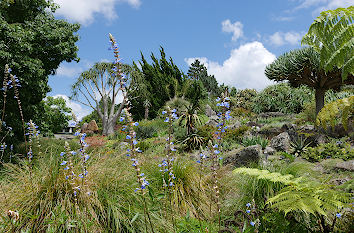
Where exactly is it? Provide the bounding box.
[315,88,326,116]
[144,107,149,120]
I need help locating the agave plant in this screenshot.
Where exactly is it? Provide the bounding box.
[178,104,201,136]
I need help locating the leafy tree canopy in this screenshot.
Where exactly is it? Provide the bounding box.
[0,0,80,139]
[39,96,72,136]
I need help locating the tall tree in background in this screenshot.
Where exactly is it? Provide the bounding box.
[71,62,130,135]
[0,0,79,139]
[40,96,72,136]
[187,59,219,96]
[129,47,186,120]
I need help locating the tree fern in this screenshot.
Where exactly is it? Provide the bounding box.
[316,95,354,130]
[233,168,352,217]
[302,6,354,79]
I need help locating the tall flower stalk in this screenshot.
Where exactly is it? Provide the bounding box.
[109,33,154,233]
[212,94,231,231]
[160,107,178,231]
[2,65,27,151]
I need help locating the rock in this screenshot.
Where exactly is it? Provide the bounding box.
[270,132,291,152]
[227,121,241,130]
[246,121,263,128]
[87,120,99,132]
[281,123,298,142]
[299,124,315,133]
[224,145,262,167]
[81,123,88,133]
[259,127,282,138]
[205,104,216,117]
[263,146,276,156]
[206,115,219,127]
[258,112,286,118]
[335,160,354,171]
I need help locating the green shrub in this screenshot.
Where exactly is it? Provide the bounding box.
[302,141,354,162]
[242,135,268,149]
[135,124,158,139]
[230,107,254,118]
[136,140,151,152]
[196,124,216,142]
[223,125,250,143]
[231,89,258,110]
[252,83,313,114]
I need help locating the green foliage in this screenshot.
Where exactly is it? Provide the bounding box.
[135,124,158,139]
[267,183,351,217]
[0,0,79,140]
[184,79,208,108]
[242,135,269,149]
[264,47,353,115]
[187,59,220,96]
[316,96,354,130]
[234,168,351,218]
[196,124,216,143]
[164,97,190,113]
[252,83,313,114]
[231,89,258,110]
[181,133,205,151]
[178,105,201,136]
[302,141,354,162]
[223,125,250,143]
[302,6,354,79]
[290,135,311,157]
[39,96,72,136]
[129,47,185,120]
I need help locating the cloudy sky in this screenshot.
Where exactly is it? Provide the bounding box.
[48,0,352,119]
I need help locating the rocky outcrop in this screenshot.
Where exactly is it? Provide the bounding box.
[270,132,291,152]
[224,145,262,167]
[205,104,216,117]
[206,115,219,127]
[335,160,354,171]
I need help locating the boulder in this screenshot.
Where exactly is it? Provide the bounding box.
[205,104,216,117]
[224,145,262,167]
[87,120,99,133]
[227,121,242,130]
[281,123,298,142]
[335,160,354,171]
[270,132,291,152]
[81,123,88,133]
[206,115,219,127]
[263,146,276,156]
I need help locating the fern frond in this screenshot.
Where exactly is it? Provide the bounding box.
[233,168,298,185]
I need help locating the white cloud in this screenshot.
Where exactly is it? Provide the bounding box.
[269,31,303,46]
[294,0,352,14]
[52,94,91,120]
[221,19,243,41]
[185,42,276,90]
[56,64,83,78]
[273,16,295,22]
[53,0,141,25]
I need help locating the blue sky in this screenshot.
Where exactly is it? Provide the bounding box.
[48,0,353,119]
